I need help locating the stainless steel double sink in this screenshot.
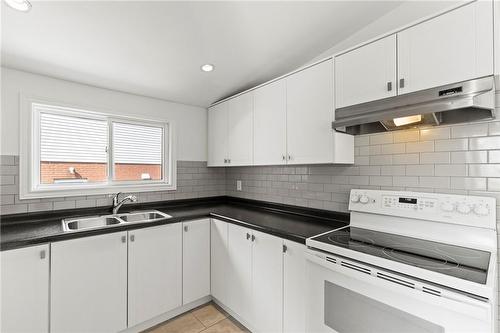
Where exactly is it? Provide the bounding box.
[62,210,172,232]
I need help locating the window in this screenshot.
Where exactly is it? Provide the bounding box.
[20,100,175,199]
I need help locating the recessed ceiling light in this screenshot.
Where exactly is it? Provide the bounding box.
[4,0,32,12]
[201,64,215,72]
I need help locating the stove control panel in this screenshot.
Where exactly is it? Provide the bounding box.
[349,189,496,229]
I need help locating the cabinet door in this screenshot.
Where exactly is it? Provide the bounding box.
[128,224,182,327]
[51,232,127,333]
[211,219,229,305]
[253,80,287,165]
[286,59,334,164]
[227,92,254,166]
[283,241,307,333]
[208,102,228,167]
[335,35,397,108]
[1,244,49,333]
[398,1,493,95]
[227,223,253,323]
[183,219,211,305]
[251,230,283,333]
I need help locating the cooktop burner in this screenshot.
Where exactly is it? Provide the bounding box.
[311,227,490,284]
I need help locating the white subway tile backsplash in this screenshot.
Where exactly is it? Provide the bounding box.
[406,141,434,153]
[348,176,370,185]
[381,166,406,176]
[451,123,488,138]
[450,177,486,191]
[435,164,467,177]
[393,130,419,143]
[489,122,500,136]
[359,166,381,176]
[354,135,370,146]
[418,177,450,189]
[406,165,434,176]
[435,139,468,152]
[469,164,500,177]
[488,179,500,191]
[393,176,419,187]
[380,143,405,154]
[469,137,500,150]
[420,152,450,164]
[370,155,393,165]
[490,151,500,163]
[392,154,419,165]
[420,127,450,140]
[450,151,487,164]
[370,133,393,145]
[354,156,370,165]
[369,176,393,186]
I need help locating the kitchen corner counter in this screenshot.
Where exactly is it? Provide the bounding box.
[0,196,349,251]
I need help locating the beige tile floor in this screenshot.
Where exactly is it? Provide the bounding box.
[143,303,250,333]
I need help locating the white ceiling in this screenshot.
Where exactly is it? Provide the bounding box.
[1,1,404,107]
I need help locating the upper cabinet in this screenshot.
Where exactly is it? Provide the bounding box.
[397,1,493,94]
[207,102,228,166]
[335,35,397,108]
[335,0,494,108]
[253,80,287,165]
[286,59,335,164]
[208,59,354,167]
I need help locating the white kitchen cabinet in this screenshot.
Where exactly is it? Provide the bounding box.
[251,230,283,333]
[1,244,49,333]
[183,219,211,305]
[227,92,254,166]
[397,1,494,94]
[253,79,287,165]
[128,224,182,327]
[51,232,128,333]
[286,59,336,164]
[208,102,228,167]
[335,35,397,108]
[227,223,253,323]
[211,219,230,305]
[283,241,307,333]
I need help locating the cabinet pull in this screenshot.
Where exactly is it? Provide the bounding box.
[228,159,231,164]
[246,233,251,240]
[251,234,256,242]
[387,81,392,91]
[282,244,287,253]
[399,78,405,88]
[121,235,126,243]
[130,234,135,242]
[282,155,286,161]
[287,155,291,161]
[224,159,227,163]
[184,225,188,232]
[40,250,46,259]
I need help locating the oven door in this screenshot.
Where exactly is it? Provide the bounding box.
[306,249,494,333]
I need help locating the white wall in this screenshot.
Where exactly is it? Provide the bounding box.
[0,67,207,161]
[307,1,465,62]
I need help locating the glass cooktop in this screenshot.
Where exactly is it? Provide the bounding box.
[310,227,490,284]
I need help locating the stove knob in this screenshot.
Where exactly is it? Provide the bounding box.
[351,194,360,203]
[474,204,489,216]
[440,202,454,212]
[359,195,369,204]
[457,203,471,215]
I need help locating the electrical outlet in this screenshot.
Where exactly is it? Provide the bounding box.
[237,180,242,191]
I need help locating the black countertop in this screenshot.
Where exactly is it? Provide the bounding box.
[0,196,349,251]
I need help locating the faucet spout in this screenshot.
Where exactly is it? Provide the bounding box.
[112,193,137,214]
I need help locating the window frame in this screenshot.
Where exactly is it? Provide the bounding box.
[19,96,176,199]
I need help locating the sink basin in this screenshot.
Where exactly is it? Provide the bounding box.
[63,215,122,232]
[62,210,172,232]
[119,211,172,223]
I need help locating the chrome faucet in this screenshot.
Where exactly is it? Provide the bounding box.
[112,192,137,214]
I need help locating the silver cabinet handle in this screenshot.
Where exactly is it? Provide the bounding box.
[283,244,287,253]
[287,155,292,161]
[282,155,286,161]
[121,235,126,243]
[387,81,392,91]
[40,250,46,259]
[130,234,135,242]
[251,234,255,242]
[228,159,231,164]
[224,159,227,163]
[399,78,405,88]
[246,233,251,240]
[184,225,188,232]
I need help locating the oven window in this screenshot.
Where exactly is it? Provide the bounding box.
[324,281,444,333]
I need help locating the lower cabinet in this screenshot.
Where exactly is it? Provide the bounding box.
[51,232,128,333]
[283,240,307,333]
[251,230,283,333]
[211,218,230,305]
[1,244,50,333]
[211,219,306,333]
[183,219,211,305]
[128,224,182,327]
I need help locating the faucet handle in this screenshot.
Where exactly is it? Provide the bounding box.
[130,195,138,202]
[111,192,121,205]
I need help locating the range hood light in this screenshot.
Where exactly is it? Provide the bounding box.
[393,115,422,127]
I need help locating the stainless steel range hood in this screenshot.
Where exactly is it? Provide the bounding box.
[333,76,496,135]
